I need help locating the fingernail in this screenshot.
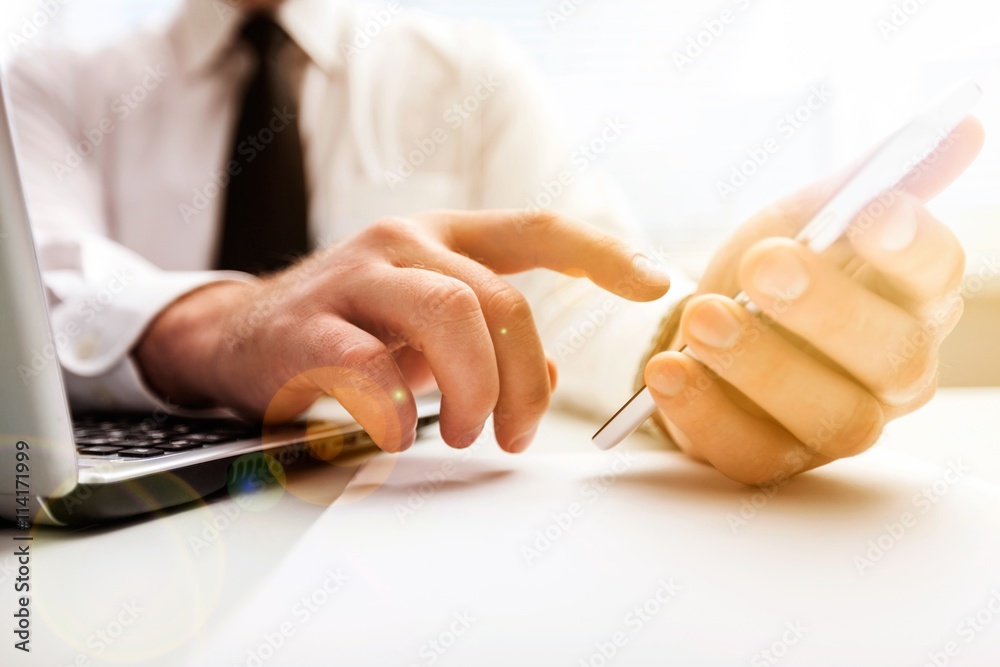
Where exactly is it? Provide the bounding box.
[509,427,537,453]
[688,299,741,349]
[753,248,810,300]
[632,255,671,288]
[877,204,917,252]
[647,356,686,397]
[457,424,484,449]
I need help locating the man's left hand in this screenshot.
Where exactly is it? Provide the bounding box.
[644,117,985,485]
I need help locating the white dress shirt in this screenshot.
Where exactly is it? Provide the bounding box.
[7,0,692,423]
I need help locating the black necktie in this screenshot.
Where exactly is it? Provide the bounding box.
[216,15,310,275]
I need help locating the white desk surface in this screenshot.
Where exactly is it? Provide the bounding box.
[2,387,999,666]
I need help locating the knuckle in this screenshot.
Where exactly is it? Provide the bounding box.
[366,216,421,246]
[944,250,967,294]
[517,209,561,237]
[936,295,965,338]
[514,382,551,417]
[904,222,965,297]
[924,245,966,298]
[937,228,967,290]
[948,295,965,326]
[890,350,938,404]
[832,396,884,457]
[591,233,631,275]
[298,317,344,362]
[335,338,389,377]
[415,279,484,336]
[921,293,965,339]
[481,283,534,333]
[876,329,940,405]
[423,279,480,318]
[740,241,802,298]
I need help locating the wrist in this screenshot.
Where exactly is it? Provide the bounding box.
[134,280,256,408]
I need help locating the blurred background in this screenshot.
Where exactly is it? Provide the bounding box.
[2,0,998,384]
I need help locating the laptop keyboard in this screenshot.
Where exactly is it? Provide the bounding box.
[73,414,260,459]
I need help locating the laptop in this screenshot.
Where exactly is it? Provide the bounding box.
[0,79,439,527]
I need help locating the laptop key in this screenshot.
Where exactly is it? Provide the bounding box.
[78,446,124,456]
[158,441,204,451]
[77,437,115,446]
[118,448,166,458]
[184,433,230,443]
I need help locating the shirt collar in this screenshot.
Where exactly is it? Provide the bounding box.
[170,0,352,78]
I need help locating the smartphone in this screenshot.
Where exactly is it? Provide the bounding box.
[592,79,982,451]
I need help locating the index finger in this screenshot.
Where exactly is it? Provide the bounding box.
[423,209,672,301]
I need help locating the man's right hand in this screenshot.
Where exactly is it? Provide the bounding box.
[135,210,671,454]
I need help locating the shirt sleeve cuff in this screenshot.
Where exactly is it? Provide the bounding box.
[56,270,251,412]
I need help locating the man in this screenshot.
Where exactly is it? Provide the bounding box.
[8,0,983,484]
